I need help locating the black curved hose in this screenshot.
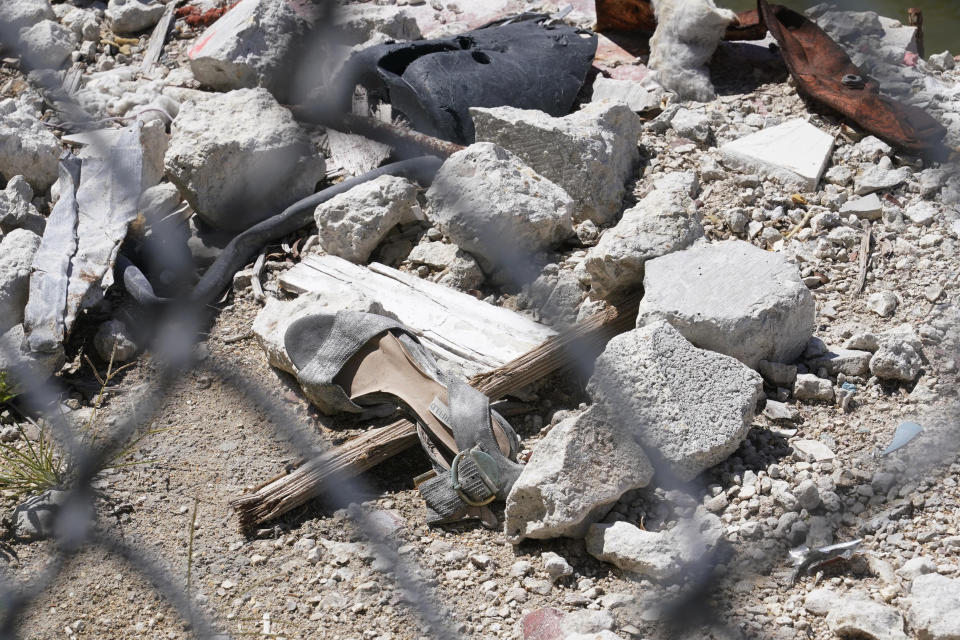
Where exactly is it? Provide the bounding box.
[119,155,444,307]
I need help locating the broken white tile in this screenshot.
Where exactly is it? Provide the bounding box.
[720,119,835,191]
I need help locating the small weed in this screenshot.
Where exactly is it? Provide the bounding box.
[0,423,65,498]
[0,371,17,405]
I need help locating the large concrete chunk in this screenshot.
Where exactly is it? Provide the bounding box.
[0,229,41,333]
[637,240,815,369]
[587,321,764,481]
[591,76,662,113]
[720,119,835,191]
[188,0,319,99]
[471,102,642,225]
[870,326,924,382]
[647,0,736,102]
[0,99,61,191]
[504,405,654,543]
[106,0,165,35]
[17,19,76,69]
[825,596,908,640]
[425,142,574,279]
[581,175,703,299]
[164,88,325,232]
[0,0,54,35]
[585,510,723,580]
[314,175,423,264]
[0,176,45,234]
[0,323,64,387]
[905,574,960,640]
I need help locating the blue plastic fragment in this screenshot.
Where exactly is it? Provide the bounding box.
[881,421,923,456]
[841,382,857,393]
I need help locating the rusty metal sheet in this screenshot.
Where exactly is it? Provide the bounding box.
[594,0,766,40]
[761,0,946,157]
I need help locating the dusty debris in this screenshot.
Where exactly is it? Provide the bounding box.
[2,1,960,637]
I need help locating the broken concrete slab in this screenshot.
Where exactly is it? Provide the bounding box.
[0,228,41,334]
[17,19,76,69]
[471,102,642,225]
[585,510,723,581]
[590,76,662,113]
[904,201,937,226]
[313,175,423,264]
[793,373,835,402]
[636,240,815,369]
[138,182,181,221]
[334,3,420,44]
[277,254,556,377]
[720,118,835,191]
[581,180,703,299]
[61,6,100,42]
[840,193,883,220]
[670,108,711,145]
[904,574,960,640]
[807,346,872,377]
[106,0,165,35]
[407,241,484,291]
[854,157,911,195]
[504,404,654,543]
[647,0,737,102]
[870,328,924,382]
[425,142,574,280]
[792,439,835,462]
[0,99,62,192]
[187,0,320,99]
[164,88,325,232]
[0,175,45,234]
[0,323,64,387]
[587,321,764,481]
[825,595,908,640]
[0,0,54,35]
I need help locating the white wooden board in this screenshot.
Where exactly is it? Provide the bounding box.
[278,254,556,375]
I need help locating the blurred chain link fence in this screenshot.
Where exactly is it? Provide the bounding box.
[1,2,959,639]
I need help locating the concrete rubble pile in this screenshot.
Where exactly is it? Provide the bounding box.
[1,0,960,639]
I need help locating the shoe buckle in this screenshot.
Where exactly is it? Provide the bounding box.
[413,469,437,488]
[451,448,500,507]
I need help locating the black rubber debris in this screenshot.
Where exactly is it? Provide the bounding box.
[336,14,598,144]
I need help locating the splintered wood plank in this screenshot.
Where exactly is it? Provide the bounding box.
[140,1,176,76]
[279,254,556,374]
